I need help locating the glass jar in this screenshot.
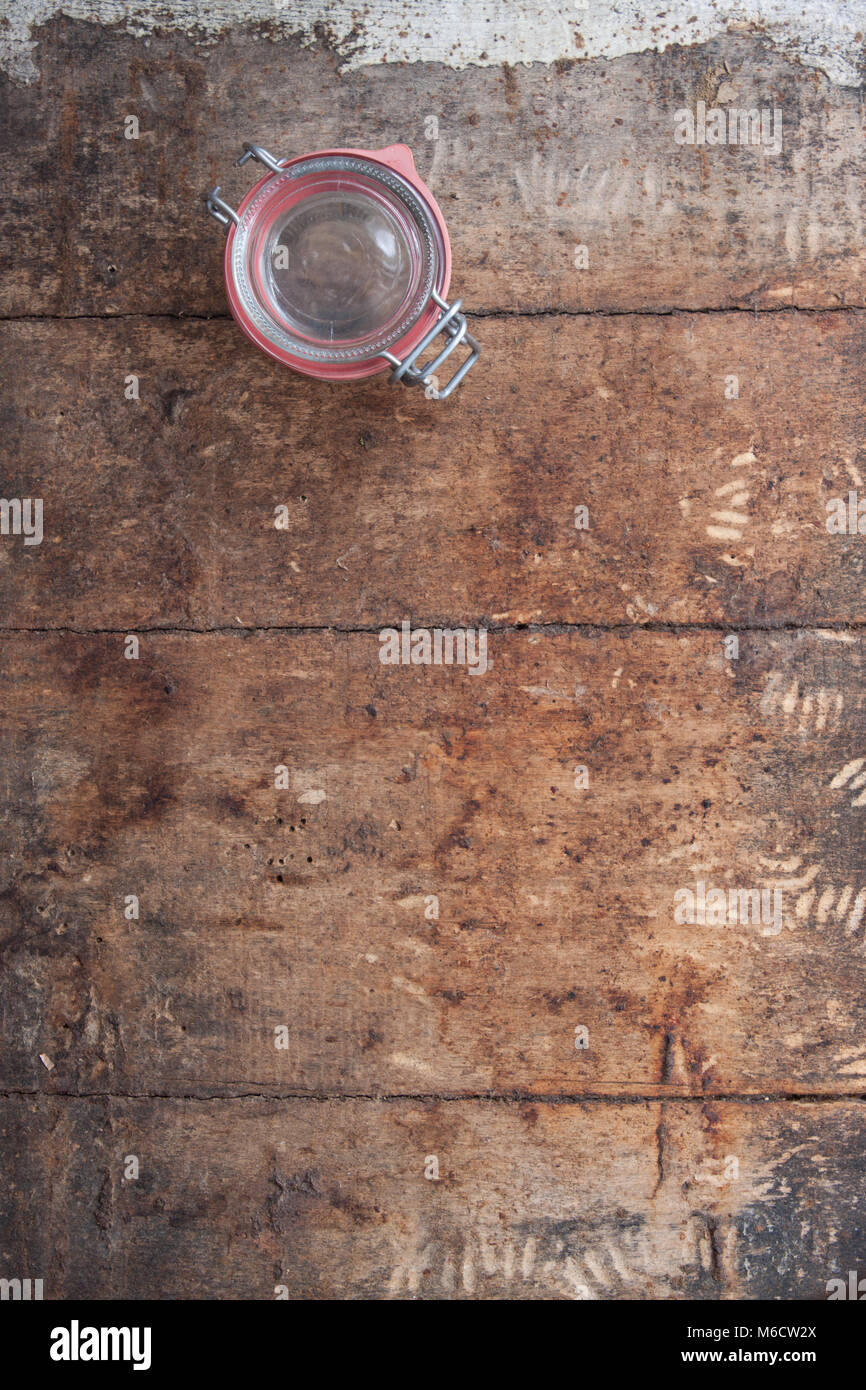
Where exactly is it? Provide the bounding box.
[205,143,480,399]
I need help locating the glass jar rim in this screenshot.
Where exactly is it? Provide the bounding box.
[228,154,445,365]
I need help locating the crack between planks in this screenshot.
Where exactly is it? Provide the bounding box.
[0,620,864,638]
[473,302,866,320]
[3,1088,866,1104]
[1,303,866,325]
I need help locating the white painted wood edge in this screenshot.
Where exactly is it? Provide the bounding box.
[4,0,865,86]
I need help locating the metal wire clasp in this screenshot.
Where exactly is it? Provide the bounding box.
[383,289,480,399]
[204,186,239,227]
[205,145,286,229]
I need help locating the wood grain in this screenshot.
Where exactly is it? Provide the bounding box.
[2,20,866,318]
[2,13,865,1302]
[2,628,864,1099]
[2,311,866,630]
[2,1093,863,1299]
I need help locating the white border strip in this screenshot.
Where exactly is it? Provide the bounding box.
[4,1,865,85]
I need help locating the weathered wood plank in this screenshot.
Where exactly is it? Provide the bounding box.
[1,1093,863,1298]
[3,8,866,1309]
[2,628,864,1097]
[2,21,866,317]
[2,311,866,629]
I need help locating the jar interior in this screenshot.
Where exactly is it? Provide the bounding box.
[264,189,417,340]
[234,161,440,362]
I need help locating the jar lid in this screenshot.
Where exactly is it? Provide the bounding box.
[206,144,479,398]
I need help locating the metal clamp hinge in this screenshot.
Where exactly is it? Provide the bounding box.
[383,290,480,399]
[204,186,239,228]
[205,145,286,230]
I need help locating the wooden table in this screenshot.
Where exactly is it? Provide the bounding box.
[1,11,865,1299]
